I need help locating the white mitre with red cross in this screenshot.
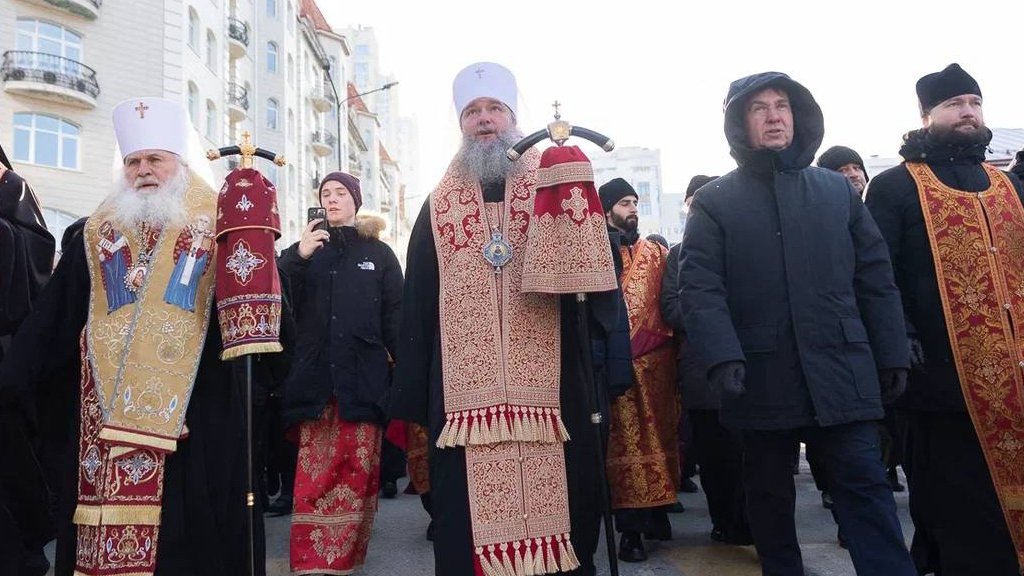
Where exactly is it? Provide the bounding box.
[112,97,188,158]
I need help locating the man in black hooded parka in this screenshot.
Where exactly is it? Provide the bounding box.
[679,71,916,576]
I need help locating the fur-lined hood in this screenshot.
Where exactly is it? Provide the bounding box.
[354,212,387,239]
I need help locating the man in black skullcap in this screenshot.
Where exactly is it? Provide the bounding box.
[680,71,916,576]
[817,146,869,196]
[598,177,680,563]
[661,174,754,545]
[866,63,1024,575]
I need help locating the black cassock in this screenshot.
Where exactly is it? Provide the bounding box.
[0,164,55,576]
[391,182,632,576]
[0,219,264,576]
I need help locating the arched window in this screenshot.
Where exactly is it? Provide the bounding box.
[187,7,199,52]
[12,113,80,170]
[206,100,217,139]
[266,41,277,73]
[287,108,295,141]
[187,82,199,124]
[266,0,277,18]
[287,54,295,86]
[205,29,217,70]
[267,98,279,130]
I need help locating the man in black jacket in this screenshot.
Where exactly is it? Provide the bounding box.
[865,63,1024,576]
[679,71,916,576]
[661,174,752,546]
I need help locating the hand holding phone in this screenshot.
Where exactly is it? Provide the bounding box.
[299,207,329,259]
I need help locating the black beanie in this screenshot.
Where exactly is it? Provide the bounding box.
[598,178,638,213]
[685,175,716,201]
[319,171,362,212]
[817,146,869,183]
[916,63,981,115]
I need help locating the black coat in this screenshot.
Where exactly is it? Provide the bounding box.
[864,129,1024,412]
[679,71,908,431]
[278,214,403,426]
[661,242,718,410]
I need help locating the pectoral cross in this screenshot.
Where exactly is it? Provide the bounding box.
[135,102,149,119]
[475,68,486,79]
[552,100,562,120]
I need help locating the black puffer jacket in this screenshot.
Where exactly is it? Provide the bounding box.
[865,129,1024,412]
[278,214,403,425]
[680,72,907,430]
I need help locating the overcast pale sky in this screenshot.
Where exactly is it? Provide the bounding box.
[322,0,1022,203]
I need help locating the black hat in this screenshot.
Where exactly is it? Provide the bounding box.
[598,178,638,213]
[916,63,981,115]
[685,175,716,201]
[817,146,869,183]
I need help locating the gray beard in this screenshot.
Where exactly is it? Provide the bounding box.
[107,164,190,230]
[457,128,524,184]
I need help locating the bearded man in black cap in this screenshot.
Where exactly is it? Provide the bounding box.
[598,177,679,563]
[865,63,1024,575]
[817,145,870,197]
[679,71,916,576]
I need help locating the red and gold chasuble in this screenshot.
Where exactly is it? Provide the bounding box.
[75,172,218,576]
[910,162,1024,567]
[430,148,580,576]
[607,238,680,510]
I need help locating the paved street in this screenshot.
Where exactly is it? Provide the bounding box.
[263,458,913,576]
[45,457,912,575]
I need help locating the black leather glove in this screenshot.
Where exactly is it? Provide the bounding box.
[909,337,926,372]
[879,368,908,404]
[709,361,746,400]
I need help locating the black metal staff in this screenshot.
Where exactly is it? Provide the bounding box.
[207,133,286,576]
[508,108,620,576]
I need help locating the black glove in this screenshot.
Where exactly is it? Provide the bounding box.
[908,337,926,372]
[879,368,908,404]
[709,361,746,400]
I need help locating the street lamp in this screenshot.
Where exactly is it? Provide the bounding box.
[321,63,397,171]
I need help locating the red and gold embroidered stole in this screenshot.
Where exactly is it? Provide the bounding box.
[75,172,218,576]
[910,162,1024,566]
[430,148,579,575]
[607,238,679,509]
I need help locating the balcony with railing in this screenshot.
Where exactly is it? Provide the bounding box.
[226,82,248,122]
[22,0,101,20]
[310,80,334,113]
[226,17,249,59]
[310,130,336,157]
[2,51,100,108]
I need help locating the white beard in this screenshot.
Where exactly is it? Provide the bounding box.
[106,164,190,230]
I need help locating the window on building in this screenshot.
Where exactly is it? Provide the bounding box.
[266,42,278,73]
[187,8,199,52]
[636,181,651,196]
[267,98,279,130]
[353,62,369,89]
[639,202,652,216]
[287,54,294,86]
[187,82,199,125]
[206,100,217,139]
[15,19,83,73]
[266,0,277,18]
[288,109,295,141]
[354,44,369,57]
[206,30,217,70]
[12,113,80,170]
[287,2,294,34]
